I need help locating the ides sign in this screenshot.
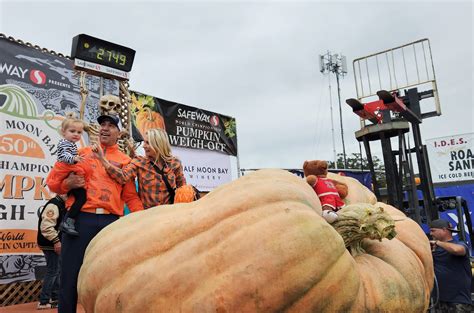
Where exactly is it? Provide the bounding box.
[426,133,474,183]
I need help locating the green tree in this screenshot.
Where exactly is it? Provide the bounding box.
[327,153,387,188]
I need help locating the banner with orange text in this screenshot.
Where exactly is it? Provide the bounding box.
[0,37,118,284]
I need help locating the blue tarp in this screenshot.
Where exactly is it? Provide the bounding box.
[288,169,372,189]
[330,170,372,189]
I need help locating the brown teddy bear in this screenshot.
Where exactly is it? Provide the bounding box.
[303,160,348,223]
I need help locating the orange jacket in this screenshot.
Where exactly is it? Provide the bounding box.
[46,144,144,215]
[49,157,94,183]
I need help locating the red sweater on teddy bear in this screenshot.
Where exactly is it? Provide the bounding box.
[313,177,345,211]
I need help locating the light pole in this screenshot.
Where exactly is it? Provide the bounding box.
[319,51,348,169]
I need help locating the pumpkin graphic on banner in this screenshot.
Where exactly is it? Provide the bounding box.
[131,93,165,138]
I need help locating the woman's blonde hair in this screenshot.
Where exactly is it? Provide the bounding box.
[60,112,85,136]
[146,128,173,163]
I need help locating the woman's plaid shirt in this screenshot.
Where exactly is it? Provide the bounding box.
[105,156,186,209]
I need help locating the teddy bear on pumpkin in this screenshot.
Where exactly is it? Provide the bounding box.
[303,160,348,223]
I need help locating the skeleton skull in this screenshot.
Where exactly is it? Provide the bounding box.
[99,94,121,115]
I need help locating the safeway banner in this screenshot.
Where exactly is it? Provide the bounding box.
[130,91,238,156]
[426,133,474,183]
[0,37,118,284]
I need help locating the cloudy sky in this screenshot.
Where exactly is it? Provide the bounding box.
[1,0,472,171]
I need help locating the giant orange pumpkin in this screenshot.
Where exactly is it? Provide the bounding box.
[78,169,433,312]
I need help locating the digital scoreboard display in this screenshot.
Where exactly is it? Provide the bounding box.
[71,34,135,72]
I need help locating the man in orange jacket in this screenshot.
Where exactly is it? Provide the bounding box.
[46,114,144,313]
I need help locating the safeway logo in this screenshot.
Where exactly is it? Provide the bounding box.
[29,69,46,85]
[210,115,219,126]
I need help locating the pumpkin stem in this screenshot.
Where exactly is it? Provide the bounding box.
[332,204,397,256]
[144,107,154,121]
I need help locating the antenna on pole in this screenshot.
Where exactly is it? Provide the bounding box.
[319,51,348,169]
[319,52,337,169]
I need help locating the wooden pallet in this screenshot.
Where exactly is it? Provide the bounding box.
[0,280,42,307]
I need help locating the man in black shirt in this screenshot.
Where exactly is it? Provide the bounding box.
[430,218,472,312]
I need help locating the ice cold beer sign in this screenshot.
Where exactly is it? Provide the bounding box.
[426,133,474,183]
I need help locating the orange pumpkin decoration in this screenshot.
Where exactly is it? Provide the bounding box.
[131,94,166,138]
[78,169,433,312]
[136,108,165,138]
[174,185,200,203]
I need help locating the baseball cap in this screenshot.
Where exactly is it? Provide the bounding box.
[429,219,459,232]
[97,114,120,130]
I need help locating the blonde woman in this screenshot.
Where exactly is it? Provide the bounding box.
[92,128,186,209]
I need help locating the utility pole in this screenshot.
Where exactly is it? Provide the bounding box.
[327,72,337,169]
[319,51,348,169]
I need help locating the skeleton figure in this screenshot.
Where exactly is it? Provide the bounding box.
[78,79,135,155]
[83,94,122,147]
[98,94,135,155]
[84,123,100,146]
[99,94,121,116]
[118,131,136,157]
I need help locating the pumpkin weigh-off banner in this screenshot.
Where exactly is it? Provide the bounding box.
[130,91,238,157]
[129,91,237,191]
